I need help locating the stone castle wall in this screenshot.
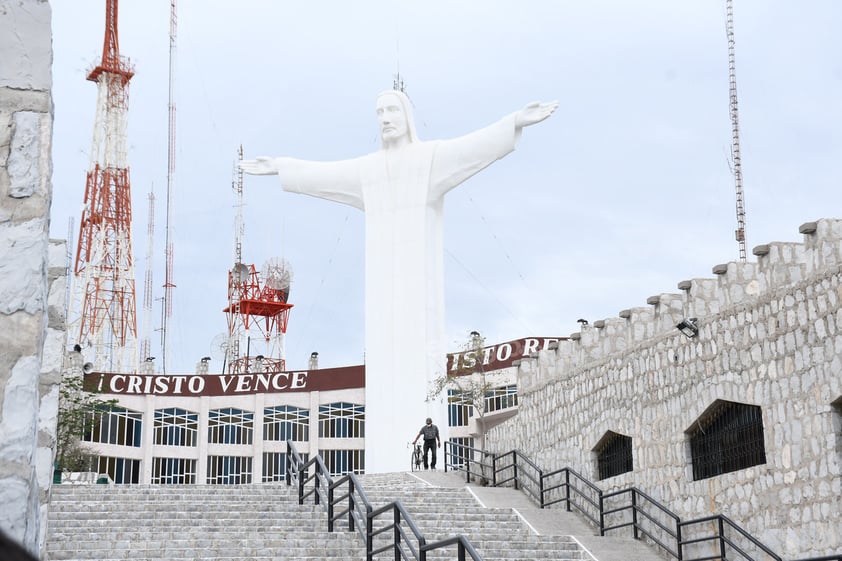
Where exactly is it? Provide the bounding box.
[487,218,842,559]
[0,0,64,556]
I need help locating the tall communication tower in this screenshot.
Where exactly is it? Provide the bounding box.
[726,0,747,261]
[160,0,178,372]
[69,0,138,372]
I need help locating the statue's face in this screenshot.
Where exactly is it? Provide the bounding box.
[376,94,408,144]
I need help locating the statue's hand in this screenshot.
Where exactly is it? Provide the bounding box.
[239,156,280,175]
[515,101,559,128]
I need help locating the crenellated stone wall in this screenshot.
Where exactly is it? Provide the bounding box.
[0,0,63,556]
[487,218,842,559]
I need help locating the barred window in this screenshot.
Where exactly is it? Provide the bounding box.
[485,384,518,413]
[321,449,365,476]
[154,408,198,447]
[594,431,633,480]
[83,406,143,447]
[688,400,766,481]
[207,455,252,484]
[208,408,253,445]
[91,455,140,484]
[262,452,309,482]
[448,437,475,468]
[264,405,309,442]
[152,457,197,484]
[318,402,365,438]
[448,390,472,427]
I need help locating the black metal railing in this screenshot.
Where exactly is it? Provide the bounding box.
[286,441,482,561]
[444,441,837,561]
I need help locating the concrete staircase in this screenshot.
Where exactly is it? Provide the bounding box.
[47,471,665,561]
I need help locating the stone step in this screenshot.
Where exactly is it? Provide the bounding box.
[47,475,595,561]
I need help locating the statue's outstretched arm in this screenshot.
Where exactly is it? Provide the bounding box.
[240,156,283,175]
[515,101,559,129]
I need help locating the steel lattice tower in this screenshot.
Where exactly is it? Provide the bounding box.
[70,0,138,372]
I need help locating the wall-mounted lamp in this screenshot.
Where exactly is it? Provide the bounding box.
[145,356,156,362]
[676,318,699,339]
[200,356,211,363]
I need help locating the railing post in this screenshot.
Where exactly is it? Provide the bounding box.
[465,449,471,483]
[564,469,571,512]
[513,452,519,491]
[444,441,448,473]
[631,490,639,540]
[366,507,374,561]
[539,469,545,509]
[393,507,401,561]
[676,519,683,561]
[327,481,335,532]
[285,441,291,486]
[598,491,605,536]
[314,461,321,506]
[458,540,466,561]
[492,453,497,487]
[348,478,355,533]
[718,517,726,560]
[298,465,305,505]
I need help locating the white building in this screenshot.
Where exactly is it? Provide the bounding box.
[71,337,562,483]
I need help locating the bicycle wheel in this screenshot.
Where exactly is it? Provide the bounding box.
[411,450,417,471]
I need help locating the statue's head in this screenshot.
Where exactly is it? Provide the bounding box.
[376,90,418,148]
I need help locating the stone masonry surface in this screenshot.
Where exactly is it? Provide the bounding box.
[487,218,842,559]
[0,0,61,558]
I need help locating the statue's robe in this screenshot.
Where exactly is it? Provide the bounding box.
[274,114,521,473]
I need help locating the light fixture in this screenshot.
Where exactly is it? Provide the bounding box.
[145,356,156,362]
[200,356,211,363]
[676,318,698,339]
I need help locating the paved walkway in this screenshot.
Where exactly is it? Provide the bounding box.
[409,469,666,561]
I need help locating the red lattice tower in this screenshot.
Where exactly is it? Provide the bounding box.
[221,148,293,374]
[70,0,138,372]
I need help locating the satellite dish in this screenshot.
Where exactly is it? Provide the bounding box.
[261,257,293,290]
[231,262,250,283]
[210,333,229,361]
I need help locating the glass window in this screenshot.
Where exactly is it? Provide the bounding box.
[154,408,198,447]
[318,402,365,438]
[263,405,309,442]
[208,408,253,445]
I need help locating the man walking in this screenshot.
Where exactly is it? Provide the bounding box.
[413,418,441,470]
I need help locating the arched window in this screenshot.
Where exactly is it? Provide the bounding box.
[82,405,142,447]
[687,400,766,481]
[593,431,633,480]
[154,408,198,447]
[318,402,364,438]
[208,408,253,445]
[263,405,309,442]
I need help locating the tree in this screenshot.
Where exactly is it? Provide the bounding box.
[55,360,117,474]
[428,331,497,479]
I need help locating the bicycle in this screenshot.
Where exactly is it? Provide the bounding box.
[410,442,423,472]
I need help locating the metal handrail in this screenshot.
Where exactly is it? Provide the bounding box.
[443,444,838,561]
[679,514,782,561]
[286,440,485,561]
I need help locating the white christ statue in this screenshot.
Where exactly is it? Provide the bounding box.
[241,90,557,473]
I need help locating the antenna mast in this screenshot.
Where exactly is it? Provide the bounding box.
[161,0,177,372]
[726,0,747,261]
[140,190,155,364]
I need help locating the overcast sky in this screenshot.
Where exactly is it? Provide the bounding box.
[50,1,841,373]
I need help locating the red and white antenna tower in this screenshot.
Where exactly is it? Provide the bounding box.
[69,0,138,372]
[222,147,294,374]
